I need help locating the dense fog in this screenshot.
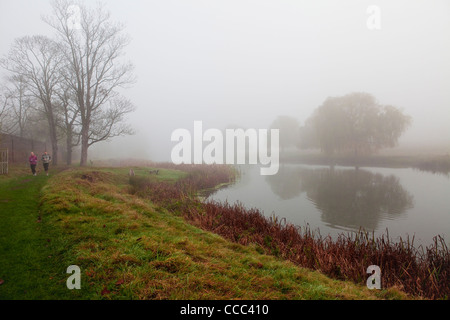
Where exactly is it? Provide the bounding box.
[1,0,449,162]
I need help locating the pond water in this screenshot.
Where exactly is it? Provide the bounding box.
[207,164,450,247]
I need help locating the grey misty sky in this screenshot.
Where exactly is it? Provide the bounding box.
[0,0,449,161]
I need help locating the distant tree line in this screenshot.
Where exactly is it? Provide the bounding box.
[0,0,135,166]
[270,92,412,157]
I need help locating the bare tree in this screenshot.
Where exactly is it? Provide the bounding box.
[87,96,134,147]
[0,86,15,134]
[44,0,136,166]
[1,35,64,165]
[3,75,34,138]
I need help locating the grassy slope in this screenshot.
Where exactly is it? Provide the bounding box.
[0,165,408,300]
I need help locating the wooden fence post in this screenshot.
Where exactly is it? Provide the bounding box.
[0,148,8,175]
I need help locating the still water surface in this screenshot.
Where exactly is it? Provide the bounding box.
[207,164,450,247]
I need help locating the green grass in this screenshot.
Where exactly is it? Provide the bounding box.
[0,164,409,300]
[0,165,76,299]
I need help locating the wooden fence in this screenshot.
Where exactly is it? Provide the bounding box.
[0,148,7,175]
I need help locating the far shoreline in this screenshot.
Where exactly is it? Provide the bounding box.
[279,150,450,175]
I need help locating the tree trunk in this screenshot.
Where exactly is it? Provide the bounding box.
[66,131,72,165]
[49,126,58,166]
[47,104,58,166]
[80,126,89,166]
[51,138,58,166]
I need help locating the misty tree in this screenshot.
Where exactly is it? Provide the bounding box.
[44,0,136,166]
[303,92,411,156]
[2,75,34,138]
[0,86,15,135]
[297,118,318,150]
[1,35,64,164]
[270,115,300,152]
[27,102,55,144]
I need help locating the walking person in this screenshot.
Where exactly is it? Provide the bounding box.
[41,151,52,176]
[29,152,38,176]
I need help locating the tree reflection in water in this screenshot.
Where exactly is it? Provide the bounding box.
[266,166,414,231]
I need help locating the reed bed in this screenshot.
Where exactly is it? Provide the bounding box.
[193,201,449,299]
[128,164,235,209]
[130,164,449,299]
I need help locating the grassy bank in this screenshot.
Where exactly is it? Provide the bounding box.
[130,164,449,300]
[0,165,407,300]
